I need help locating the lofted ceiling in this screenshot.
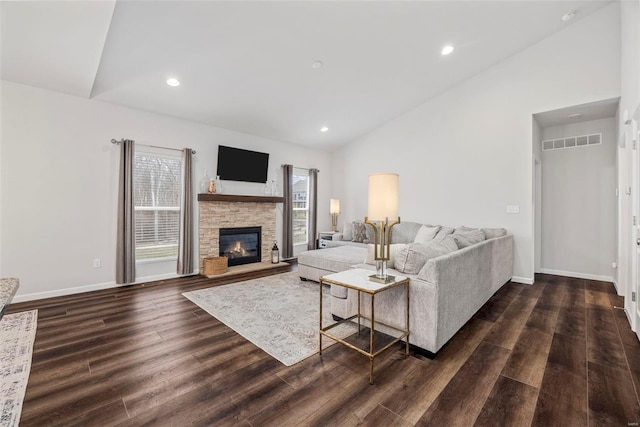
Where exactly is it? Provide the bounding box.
[1,1,613,150]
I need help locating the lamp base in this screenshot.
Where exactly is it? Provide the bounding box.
[368,274,396,284]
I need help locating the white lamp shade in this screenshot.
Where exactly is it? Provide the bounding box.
[330,199,340,214]
[368,173,399,221]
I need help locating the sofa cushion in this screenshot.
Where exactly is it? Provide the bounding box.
[364,223,376,244]
[439,235,459,252]
[414,225,441,244]
[352,222,367,243]
[433,226,454,241]
[454,226,478,234]
[342,222,353,241]
[298,246,367,272]
[482,227,507,239]
[452,229,486,249]
[388,222,423,244]
[365,243,407,268]
[394,241,455,274]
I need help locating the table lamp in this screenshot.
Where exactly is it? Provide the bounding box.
[364,173,400,283]
[330,199,340,232]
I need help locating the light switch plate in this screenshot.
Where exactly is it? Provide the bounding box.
[506,205,520,214]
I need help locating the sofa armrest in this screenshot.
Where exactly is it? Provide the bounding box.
[417,235,513,350]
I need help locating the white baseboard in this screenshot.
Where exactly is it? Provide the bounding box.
[511,276,534,285]
[12,281,123,303]
[538,268,615,283]
[12,271,196,303]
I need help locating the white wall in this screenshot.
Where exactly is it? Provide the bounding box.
[331,4,621,283]
[540,118,617,281]
[0,81,332,301]
[533,117,542,273]
[617,0,640,328]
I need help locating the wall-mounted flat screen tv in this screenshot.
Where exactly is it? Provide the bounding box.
[216,145,269,183]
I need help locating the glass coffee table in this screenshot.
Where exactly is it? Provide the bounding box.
[319,268,410,384]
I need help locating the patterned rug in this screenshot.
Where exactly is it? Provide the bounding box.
[183,272,357,366]
[0,310,38,427]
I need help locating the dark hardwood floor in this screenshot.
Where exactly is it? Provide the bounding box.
[6,270,640,426]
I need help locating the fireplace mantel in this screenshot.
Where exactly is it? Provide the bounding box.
[198,194,284,203]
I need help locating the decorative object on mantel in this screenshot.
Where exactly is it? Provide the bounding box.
[264,181,271,195]
[271,241,280,263]
[203,256,228,275]
[364,173,401,284]
[199,170,211,193]
[214,175,223,194]
[330,199,340,232]
[270,179,278,196]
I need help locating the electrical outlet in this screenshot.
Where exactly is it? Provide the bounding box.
[612,261,617,269]
[93,258,101,268]
[506,205,520,214]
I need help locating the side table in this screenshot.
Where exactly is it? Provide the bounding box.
[317,231,337,249]
[319,268,410,384]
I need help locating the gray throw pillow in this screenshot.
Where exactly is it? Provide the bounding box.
[433,226,454,241]
[452,229,485,249]
[482,228,507,239]
[454,226,479,234]
[439,235,459,252]
[352,221,367,243]
[395,241,455,274]
[364,223,376,244]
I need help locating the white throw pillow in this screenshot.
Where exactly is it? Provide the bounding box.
[414,225,441,244]
[365,243,407,269]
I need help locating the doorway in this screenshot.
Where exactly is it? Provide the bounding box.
[533,98,619,284]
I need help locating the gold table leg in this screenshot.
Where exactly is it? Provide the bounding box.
[319,278,323,355]
[370,293,375,384]
[357,290,361,334]
[405,282,410,355]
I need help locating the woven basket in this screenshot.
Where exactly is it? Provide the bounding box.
[203,256,228,275]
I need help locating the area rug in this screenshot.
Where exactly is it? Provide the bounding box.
[182,272,357,366]
[0,310,38,427]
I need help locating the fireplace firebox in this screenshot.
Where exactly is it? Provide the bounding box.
[219,226,262,266]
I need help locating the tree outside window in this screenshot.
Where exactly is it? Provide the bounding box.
[133,151,182,261]
[292,170,309,245]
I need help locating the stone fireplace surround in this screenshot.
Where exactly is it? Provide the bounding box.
[198,194,283,274]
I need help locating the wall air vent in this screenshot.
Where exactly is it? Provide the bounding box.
[542,133,601,151]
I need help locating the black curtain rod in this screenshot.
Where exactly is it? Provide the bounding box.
[281,164,320,173]
[111,139,196,155]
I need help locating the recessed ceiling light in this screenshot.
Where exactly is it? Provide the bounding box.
[562,10,576,22]
[320,126,329,132]
[166,78,180,87]
[568,113,582,119]
[312,60,324,69]
[441,45,454,56]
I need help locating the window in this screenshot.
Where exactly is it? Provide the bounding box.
[292,169,309,245]
[134,150,182,261]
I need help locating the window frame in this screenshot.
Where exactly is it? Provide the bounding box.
[133,148,182,264]
[292,168,310,246]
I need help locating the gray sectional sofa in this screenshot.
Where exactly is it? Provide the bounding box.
[298,221,513,354]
